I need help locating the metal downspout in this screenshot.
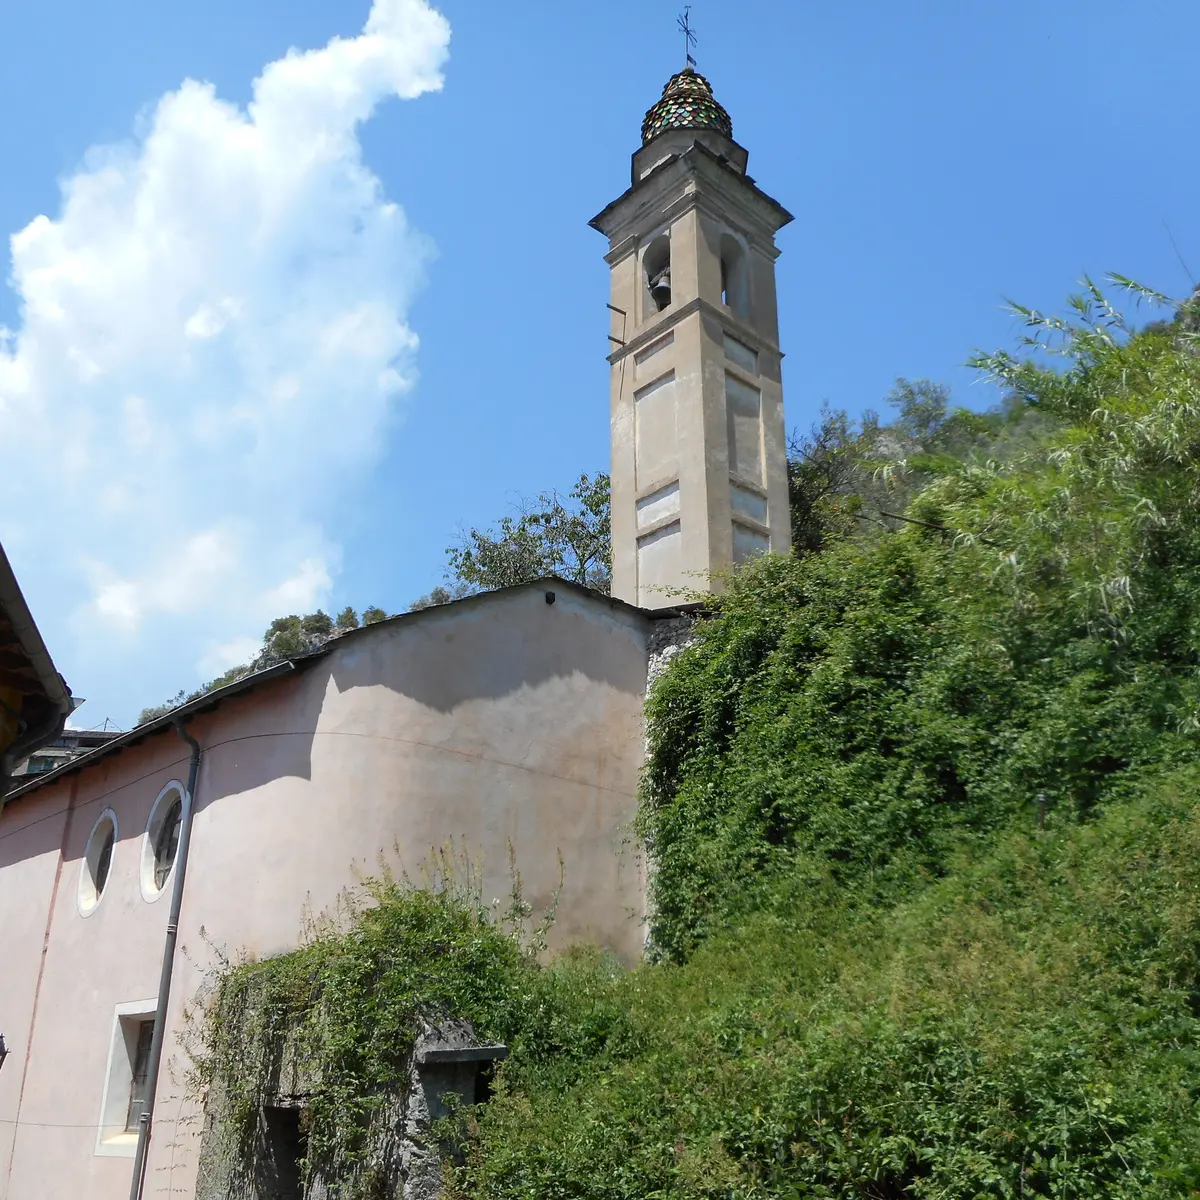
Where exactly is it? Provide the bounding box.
[129,720,201,1200]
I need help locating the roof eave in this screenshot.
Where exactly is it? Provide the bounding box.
[589,140,793,237]
[0,543,72,715]
[1,658,305,807]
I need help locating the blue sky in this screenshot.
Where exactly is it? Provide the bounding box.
[2,0,1197,729]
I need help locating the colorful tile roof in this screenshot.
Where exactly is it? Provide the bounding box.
[641,68,733,146]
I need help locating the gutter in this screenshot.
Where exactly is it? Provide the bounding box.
[2,659,300,808]
[129,720,202,1200]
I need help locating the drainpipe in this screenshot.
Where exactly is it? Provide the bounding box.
[129,720,201,1200]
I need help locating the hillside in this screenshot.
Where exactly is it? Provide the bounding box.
[193,282,1200,1198]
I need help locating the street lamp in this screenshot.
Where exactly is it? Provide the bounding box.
[0,1034,8,1073]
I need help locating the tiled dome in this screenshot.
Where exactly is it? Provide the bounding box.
[640,68,733,146]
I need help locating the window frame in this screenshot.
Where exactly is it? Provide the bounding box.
[77,809,119,918]
[140,780,188,903]
[94,998,158,1157]
[125,1019,155,1132]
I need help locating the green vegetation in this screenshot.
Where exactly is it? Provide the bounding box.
[187,857,546,1197]
[193,280,1200,1196]
[458,780,1200,1197]
[445,469,612,594]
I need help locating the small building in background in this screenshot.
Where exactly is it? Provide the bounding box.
[7,724,123,786]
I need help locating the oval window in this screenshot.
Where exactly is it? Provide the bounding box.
[141,782,186,901]
[79,811,118,916]
[154,797,181,888]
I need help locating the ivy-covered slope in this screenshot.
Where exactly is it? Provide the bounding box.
[463,781,1200,1197]
[640,292,1200,962]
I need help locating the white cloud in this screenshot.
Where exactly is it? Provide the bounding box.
[0,0,450,720]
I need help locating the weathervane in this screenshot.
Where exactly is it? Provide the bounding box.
[678,6,698,69]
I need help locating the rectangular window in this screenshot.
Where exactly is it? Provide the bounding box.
[125,1020,154,1132]
[96,999,158,1156]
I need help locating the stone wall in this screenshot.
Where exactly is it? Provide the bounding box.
[646,612,699,695]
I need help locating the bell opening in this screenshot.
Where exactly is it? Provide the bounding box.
[644,235,672,314]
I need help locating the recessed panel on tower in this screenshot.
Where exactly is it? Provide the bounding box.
[634,372,677,490]
[637,520,682,607]
[725,373,764,485]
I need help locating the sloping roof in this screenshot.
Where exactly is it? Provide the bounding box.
[0,577,673,810]
[1,659,303,809]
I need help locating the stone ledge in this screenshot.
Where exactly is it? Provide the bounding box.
[415,1044,508,1066]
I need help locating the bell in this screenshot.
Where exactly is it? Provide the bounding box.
[649,267,672,311]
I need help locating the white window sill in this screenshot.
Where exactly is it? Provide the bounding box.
[95,1131,138,1158]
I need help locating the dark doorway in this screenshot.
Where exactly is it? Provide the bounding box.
[257,1106,306,1199]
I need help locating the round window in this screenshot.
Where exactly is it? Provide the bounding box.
[140,782,186,902]
[79,810,118,916]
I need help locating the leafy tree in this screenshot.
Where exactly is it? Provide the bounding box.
[446,471,611,594]
[135,690,188,725]
[408,583,471,612]
[361,606,388,625]
[335,606,360,632]
[786,406,875,553]
[260,611,333,662]
[787,377,1055,555]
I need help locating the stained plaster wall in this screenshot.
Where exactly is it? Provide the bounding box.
[0,583,654,1200]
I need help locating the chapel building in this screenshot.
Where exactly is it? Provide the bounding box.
[0,64,790,1200]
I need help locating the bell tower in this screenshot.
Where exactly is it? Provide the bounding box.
[591,68,793,608]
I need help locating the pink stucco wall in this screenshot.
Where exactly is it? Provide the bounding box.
[0,583,652,1199]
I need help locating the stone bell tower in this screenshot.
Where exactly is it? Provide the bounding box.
[591,67,793,609]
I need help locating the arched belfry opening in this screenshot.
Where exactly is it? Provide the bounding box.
[644,234,672,314]
[720,232,749,317]
[591,65,794,609]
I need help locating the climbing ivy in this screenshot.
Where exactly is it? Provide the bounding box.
[186,856,548,1198]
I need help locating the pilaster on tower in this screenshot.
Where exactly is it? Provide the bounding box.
[591,68,793,609]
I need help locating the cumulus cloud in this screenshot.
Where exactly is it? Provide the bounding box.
[0,0,450,720]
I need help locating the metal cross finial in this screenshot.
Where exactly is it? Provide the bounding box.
[678,6,698,68]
